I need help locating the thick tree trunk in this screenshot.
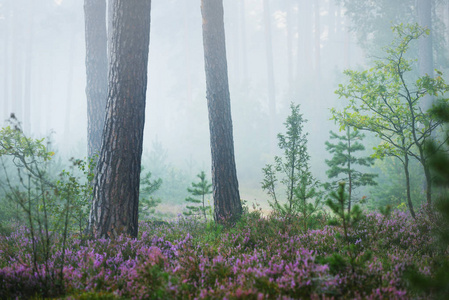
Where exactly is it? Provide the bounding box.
[84,0,108,159]
[201,0,242,224]
[89,0,151,238]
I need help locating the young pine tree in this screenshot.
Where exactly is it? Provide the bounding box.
[184,171,212,221]
[325,127,377,213]
[262,103,321,219]
[138,168,162,221]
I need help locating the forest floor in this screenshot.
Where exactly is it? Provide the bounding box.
[0,207,447,299]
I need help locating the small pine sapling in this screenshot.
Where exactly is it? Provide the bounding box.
[184,171,212,221]
[325,182,369,277]
[262,103,321,222]
[139,168,162,220]
[325,127,377,213]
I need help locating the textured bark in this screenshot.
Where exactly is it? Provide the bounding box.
[89,0,151,238]
[201,0,242,224]
[84,0,108,159]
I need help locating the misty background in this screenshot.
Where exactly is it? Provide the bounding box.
[1,0,448,214]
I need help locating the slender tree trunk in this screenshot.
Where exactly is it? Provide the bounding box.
[201,0,242,224]
[347,127,352,214]
[84,0,108,159]
[11,0,23,121]
[2,2,10,120]
[239,0,248,81]
[183,0,193,103]
[296,0,313,89]
[89,0,152,238]
[285,0,293,94]
[314,0,321,83]
[263,0,276,154]
[23,1,34,134]
[64,24,76,146]
[416,0,434,110]
[404,153,416,218]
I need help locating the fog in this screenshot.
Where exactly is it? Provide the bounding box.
[2,0,446,209]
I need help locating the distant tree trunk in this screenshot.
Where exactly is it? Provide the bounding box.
[239,0,248,81]
[64,21,76,146]
[11,0,23,121]
[263,0,276,154]
[84,0,108,159]
[201,0,242,224]
[416,0,434,111]
[314,0,321,82]
[183,0,192,103]
[23,2,34,134]
[344,22,351,68]
[284,0,293,94]
[296,0,313,88]
[89,0,152,238]
[328,0,336,42]
[2,2,10,120]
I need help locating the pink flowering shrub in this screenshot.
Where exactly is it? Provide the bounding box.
[0,209,444,299]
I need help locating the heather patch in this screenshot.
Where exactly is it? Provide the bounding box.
[0,209,444,299]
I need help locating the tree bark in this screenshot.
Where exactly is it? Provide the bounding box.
[404,153,416,218]
[84,0,108,159]
[201,0,242,224]
[89,0,152,238]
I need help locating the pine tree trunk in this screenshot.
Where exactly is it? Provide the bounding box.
[89,0,152,238]
[239,0,248,81]
[284,0,293,94]
[1,3,9,120]
[23,2,33,134]
[201,0,242,225]
[314,0,321,82]
[263,0,276,154]
[84,0,108,159]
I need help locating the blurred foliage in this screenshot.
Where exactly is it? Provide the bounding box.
[405,101,449,299]
[337,0,449,68]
